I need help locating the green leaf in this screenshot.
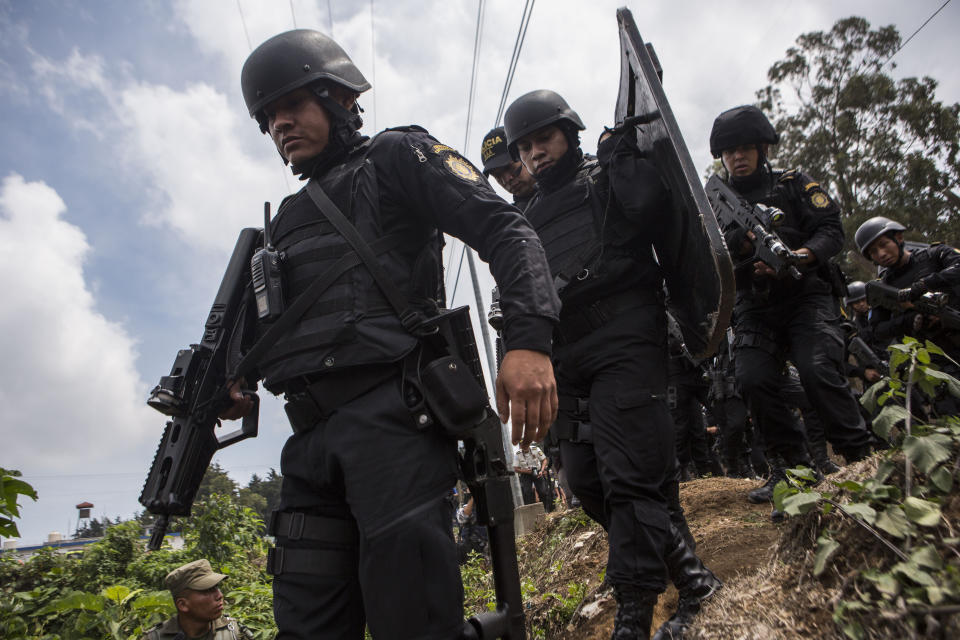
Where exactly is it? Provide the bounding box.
[930,466,953,493]
[869,572,900,598]
[892,561,936,586]
[872,404,910,440]
[875,459,897,484]
[833,480,864,493]
[37,591,104,615]
[902,497,942,527]
[102,585,132,604]
[927,586,947,605]
[787,466,818,484]
[903,434,953,474]
[910,545,942,570]
[842,502,877,525]
[924,340,945,357]
[923,368,960,399]
[813,535,840,576]
[782,491,821,516]
[917,348,931,364]
[772,480,797,512]
[876,505,912,538]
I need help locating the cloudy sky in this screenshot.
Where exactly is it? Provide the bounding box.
[2,0,957,545]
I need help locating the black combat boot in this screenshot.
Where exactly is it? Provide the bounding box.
[809,437,840,475]
[653,526,723,640]
[747,454,787,504]
[611,585,657,640]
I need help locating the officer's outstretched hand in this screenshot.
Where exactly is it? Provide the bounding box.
[496,349,558,447]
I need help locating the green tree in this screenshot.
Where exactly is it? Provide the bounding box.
[244,468,282,523]
[1,467,37,539]
[195,462,239,501]
[756,16,960,264]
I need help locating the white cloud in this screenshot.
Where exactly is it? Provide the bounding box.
[116,81,280,248]
[0,174,153,473]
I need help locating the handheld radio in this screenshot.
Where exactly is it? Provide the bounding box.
[251,201,285,322]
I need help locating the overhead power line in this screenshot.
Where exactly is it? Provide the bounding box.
[494,0,536,126]
[883,0,952,68]
[289,0,298,28]
[369,0,378,131]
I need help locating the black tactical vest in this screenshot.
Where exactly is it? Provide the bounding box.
[524,159,658,308]
[257,135,441,390]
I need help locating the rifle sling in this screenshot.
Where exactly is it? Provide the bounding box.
[305,179,421,329]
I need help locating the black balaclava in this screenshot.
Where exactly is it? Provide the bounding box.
[533,124,584,194]
[289,84,369,178]
[728,144,772,197]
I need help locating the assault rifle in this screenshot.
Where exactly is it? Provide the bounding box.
[704,174,804,280]
[139,229,261,550]
[848,335,888,376]
[865,281,960,331]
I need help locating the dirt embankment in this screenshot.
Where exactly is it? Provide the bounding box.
[515,476,781,639]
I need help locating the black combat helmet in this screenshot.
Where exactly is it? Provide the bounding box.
[480,126,511,176]
[845,281,867,304]
[709,105,779,158]
[504,90,585,159]
[241,29,370,131]
[854,216,907,257]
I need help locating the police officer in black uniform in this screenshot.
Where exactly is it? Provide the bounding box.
[842,281,886,387]
[709,106,874,513]
[855,216,960,411]
[227,30,560,640]
[480,126,537,211]
[504,89,720,640]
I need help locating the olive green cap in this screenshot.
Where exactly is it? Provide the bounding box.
[164,559,226,597]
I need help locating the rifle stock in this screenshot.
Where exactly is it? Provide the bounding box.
[139,228,262,550]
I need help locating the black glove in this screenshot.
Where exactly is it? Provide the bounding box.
[898,279,929,302]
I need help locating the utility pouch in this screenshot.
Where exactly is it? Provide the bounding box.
[420,355,488,438]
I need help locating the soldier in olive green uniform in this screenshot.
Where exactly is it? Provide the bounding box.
[143,559,254,640]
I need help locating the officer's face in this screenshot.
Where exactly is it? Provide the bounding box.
[721,144,760,177]
[516,126,569,177]
[852,299,869,314]
[867,234,903,268]
[265,88,332,165]
[490,160,536,197]
[177,585,224,622]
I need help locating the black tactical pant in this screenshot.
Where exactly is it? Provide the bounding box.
[670,381,712,476]
[555,307,673,592]
[734,293,872,459]
[272,371,462,640]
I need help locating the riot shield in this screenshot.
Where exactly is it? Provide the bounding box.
[614,7,734,358]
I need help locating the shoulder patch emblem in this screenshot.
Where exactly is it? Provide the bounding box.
[778,170,797,182]
[804,182,820,191]
[445,154,480,182]
[432,144,456,155]
[810,191,830,208]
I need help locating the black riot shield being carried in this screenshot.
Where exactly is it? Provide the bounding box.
[614,7,734,358]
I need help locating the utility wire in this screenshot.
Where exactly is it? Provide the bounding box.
[883,0,952,68]
[289,0,297,28]
[460,0,487,153]
[448,0,487,303]
[328,0,335,37]
[494,0,536,126]
[369,0,378,131]
[235,0,252,50]
[235,0,293,194]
